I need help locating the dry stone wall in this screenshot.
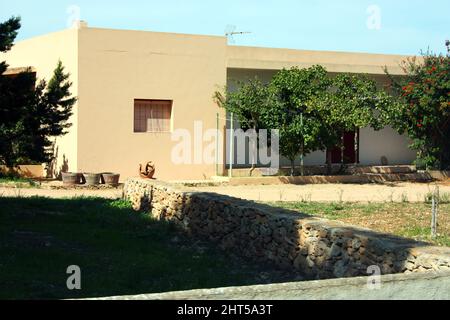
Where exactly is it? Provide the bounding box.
[124,178,450,279]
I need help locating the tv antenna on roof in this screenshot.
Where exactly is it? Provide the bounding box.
[225,25,251,44]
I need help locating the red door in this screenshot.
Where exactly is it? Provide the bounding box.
[329,131,358,164]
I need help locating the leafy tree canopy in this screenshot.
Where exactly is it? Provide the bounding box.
[384,49,450,170]
[216,65,394,175]
[215,77,270,131]
[265,66,331,169]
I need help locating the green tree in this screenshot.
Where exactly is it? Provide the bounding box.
[215,78,269,131]
[215,66,398,177]
[266,66,331,175]
[0,17,76,169]
[384,49,450,170]
[318,73,397,173]
[0,17,20,73]
[214,78,270,175]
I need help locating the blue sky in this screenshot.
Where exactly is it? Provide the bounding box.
[1,0,449,55]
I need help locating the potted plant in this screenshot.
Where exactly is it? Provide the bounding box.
[101,172,120,186]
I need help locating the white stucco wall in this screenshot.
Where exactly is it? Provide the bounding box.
[359,127,416,166]
[276,126,417,166]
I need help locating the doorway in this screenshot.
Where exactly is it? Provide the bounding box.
[329,130,359,164]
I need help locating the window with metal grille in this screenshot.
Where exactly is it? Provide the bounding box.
[134,99,172,133]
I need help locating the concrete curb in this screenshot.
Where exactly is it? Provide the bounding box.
[88,270,450,300]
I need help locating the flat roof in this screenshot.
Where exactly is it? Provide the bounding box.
[227,45,410,75]
[10,25,412,75]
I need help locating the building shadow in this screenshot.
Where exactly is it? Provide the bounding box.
[138,186,442,283]
[45,144,69,180]
[0,196,308,300]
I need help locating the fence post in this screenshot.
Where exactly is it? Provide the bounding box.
[300,112,304,176]
[431,186,439,239]
[216,112,219,176]
[229,113,234,178]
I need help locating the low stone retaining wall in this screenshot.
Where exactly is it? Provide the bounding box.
[428,170,450,181]
[0,164,43,178]
[227,173,432,186]
[124,178,450,279]
[227,165,418,177]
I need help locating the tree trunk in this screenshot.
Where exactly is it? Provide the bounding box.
[326,149,333,175]
[300,155,304,176]
[290,159,295,177]
[354,129,359,165]
[300,143,305,177]
[249,125,257,177]
[249,164,256,177]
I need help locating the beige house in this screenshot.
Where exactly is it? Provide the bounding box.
[1,23,416,180]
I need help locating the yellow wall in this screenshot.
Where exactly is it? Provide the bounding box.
[0,165,44,178]
[1,29,79,177]
[77,28,227,180]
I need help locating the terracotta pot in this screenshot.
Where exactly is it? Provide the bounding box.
[83,173,101,186]
[101,173,120,186]
[62,172,82,185]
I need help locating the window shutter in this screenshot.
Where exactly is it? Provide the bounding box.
[134,99,172,133]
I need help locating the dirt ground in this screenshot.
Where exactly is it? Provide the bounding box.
[1,180,449,203]
[188,181,450,203]
[0,187,123,199]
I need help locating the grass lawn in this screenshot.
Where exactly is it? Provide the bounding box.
[0,176,38,188]
[269,201,450,247]
[2,195,448,299]
[0,197,293,300]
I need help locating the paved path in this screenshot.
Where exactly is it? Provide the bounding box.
[189,182,450,203]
